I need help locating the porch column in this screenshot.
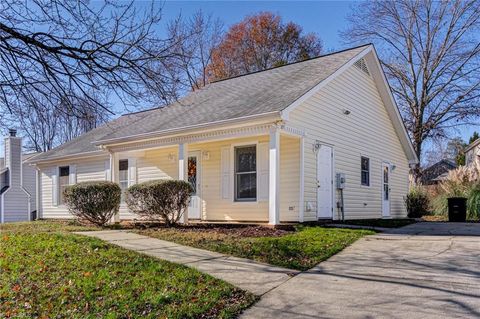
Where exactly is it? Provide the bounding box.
[109,151,120,223]
[178,143,188,224]
[269,127,280,225]
[299,136,305,223]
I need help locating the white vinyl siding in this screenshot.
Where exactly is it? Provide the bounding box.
[39,155,109,219]
[287,62,410,220]
[257,142,269,201]
[279,135,301,221]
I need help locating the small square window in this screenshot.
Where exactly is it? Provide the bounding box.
[361,157,370,186]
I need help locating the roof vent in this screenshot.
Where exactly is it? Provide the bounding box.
[8,128,17,137]
[354,58,370,76]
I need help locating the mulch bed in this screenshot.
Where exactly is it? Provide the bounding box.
[115,219,295,237]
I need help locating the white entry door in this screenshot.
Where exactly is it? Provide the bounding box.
[188,151,201,219]
[382,162,391,218]
[317,145,333,219]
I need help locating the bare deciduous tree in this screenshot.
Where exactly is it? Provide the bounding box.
[3,93,110,152]
[167,11,224,94]
[0,0,181,121]
[343,0,480,179]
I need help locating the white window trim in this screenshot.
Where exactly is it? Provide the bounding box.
[118,158,129,204]
[230,140,260,204]
[58,165,70,207]
[360,155,371,188]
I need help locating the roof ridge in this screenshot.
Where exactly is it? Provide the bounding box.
[210,43,372,84]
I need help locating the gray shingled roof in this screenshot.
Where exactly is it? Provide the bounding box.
[30,45,369,162]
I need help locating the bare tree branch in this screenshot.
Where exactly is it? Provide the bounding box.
[343,0,480,179]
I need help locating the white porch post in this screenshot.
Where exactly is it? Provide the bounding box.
[178,143,188,224]
[269,127,280,225]
[299,136,305,223]
[109,151,120,223]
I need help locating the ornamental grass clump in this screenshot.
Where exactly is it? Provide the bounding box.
[404,186,430,218]
[432,163,480,220]
[126,180,193,226]
[63,181,121,226]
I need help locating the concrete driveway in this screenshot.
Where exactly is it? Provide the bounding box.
[241,222,480,319]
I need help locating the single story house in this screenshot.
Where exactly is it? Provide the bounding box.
[420,159,457,185]
[28,44,418,225]
[0,129,38,223]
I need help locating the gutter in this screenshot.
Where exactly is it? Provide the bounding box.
[27,150,107,164]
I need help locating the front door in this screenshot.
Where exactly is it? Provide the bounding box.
[188,151,201,219]
[317,145,333,219]
[382,162,391,218]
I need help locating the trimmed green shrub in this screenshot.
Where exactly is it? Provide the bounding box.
[63,181,121,226]
[126,180,193,226]
[404,187,430,218]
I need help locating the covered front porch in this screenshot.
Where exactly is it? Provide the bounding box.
[105,123,305,225]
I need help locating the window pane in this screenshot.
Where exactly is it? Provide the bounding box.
[188,156,197,195]
[59,166,69,177]
[119,159,128,171]
[236,173,256,200]
[361,157,369,171]
[59,175,69,186]
[235,146,256,173]
[361,157,370,186]
[119,170,128,182]
[59,185,66,204]
[120,181,128,202]
[361,171,369,186]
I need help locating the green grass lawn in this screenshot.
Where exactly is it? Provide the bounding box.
[136,225,375,271]
[0,221,255,318]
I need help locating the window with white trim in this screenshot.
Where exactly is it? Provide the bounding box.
[59,166,70,204]
[234,145,257,201]
[119,159,128,202]
[361,156,370,186]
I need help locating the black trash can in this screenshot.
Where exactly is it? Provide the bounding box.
[447,197,467,222]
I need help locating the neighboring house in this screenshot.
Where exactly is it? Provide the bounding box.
[28,44,418,225]
[465,139,480,167]
[420,159,457,185]
[0,129,38,223]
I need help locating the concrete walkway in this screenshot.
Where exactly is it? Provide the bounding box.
[75,230,298,295]
[241,222,480,319]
